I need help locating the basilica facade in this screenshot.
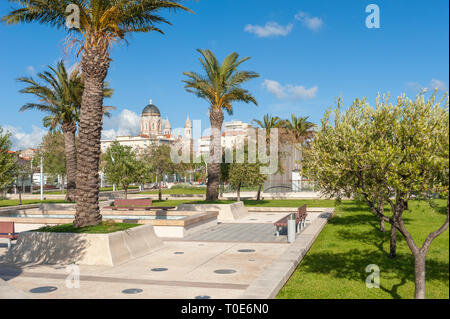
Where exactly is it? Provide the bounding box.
[101,100,192,153]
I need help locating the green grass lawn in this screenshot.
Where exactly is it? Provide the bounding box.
[146,199,342,208]
[0,199,73,207]
[100,186,140,192]
[34,221,140,234]
[140,188,206,195]
[276,199,449,299]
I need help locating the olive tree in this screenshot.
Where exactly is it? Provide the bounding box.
[0,126,16,196]
[304,92,449,299]
[104,141,146,199]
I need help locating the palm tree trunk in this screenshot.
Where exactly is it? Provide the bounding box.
[206,108,224,201]
[74,47,110,228]
[62,123,77,203]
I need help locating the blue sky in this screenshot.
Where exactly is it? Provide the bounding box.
[1,0,448,150]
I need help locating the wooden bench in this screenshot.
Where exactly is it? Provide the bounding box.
[0,221,18,250]
[107,199,154,210]
[274,205,308,236]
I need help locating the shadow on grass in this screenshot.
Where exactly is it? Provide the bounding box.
[299,249,448,299]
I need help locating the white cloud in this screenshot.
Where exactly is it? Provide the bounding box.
[262,79,318,100]
[407,79,448,92]
[3,125,47,151]
[102,109,141,140]
[26,66,35,75]
[294,11,323,31]
[262,79,287,98]
[429,79,447,91]
[244,22,293,38]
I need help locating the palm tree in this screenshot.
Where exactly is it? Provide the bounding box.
[283,114,316,145]
[252,114,283,131]
[4,0,191,227]
[17,60,113,202]
[283,114,316,191]
[251,114,283,200]
[183,49,260,201]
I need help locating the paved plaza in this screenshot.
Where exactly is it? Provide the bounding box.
[0,210,332,299]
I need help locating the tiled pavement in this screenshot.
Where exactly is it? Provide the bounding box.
[183,223,288,243]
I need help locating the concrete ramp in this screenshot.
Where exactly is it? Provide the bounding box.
[177,202,249,221]
[1,224,163,267]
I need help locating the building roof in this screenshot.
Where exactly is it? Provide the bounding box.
[185,115,192,128]
[142,99,160,116]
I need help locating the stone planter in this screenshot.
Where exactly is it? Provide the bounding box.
[2,224,163,266]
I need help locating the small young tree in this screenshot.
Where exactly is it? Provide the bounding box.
[143,144,175,201]
[304,92,449,299]
[12,155,33,205]
[104,142,144,199]
[37,131,67,196]
[0,126,16,196]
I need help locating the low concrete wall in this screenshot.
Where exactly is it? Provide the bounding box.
[176,202,249,221]
[153,218,218,238]
[1,224,163,266]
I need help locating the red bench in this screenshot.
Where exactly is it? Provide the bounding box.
[0,221,18,250]
[274,205,308,236]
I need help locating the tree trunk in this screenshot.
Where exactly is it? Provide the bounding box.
[378,198,385,232]
[74,46,110,228]
[62,123,77,202]
[158,179,162,201]
[237,182,241,202]
[206,108,224,201]
[389,224,397,258]
[414,253,426,299]
[124,186,128,199]
[257,184,262,201]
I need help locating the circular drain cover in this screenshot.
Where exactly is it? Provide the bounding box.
[249,259,256,262]
[250,219,257,221]
[29,286,57,294]
[195,295,211,299]
[174,252,184,255]
[122,288,143,294]
[214,269,237,274]
[238,249,256,253]
[151,268,168,272]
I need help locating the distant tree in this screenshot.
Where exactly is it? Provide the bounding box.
[36,131,67,196]
[0,126,17,196]
[104,142,146,199]
[223,146,268,202]
[304,92,449,299]
[183,49,260,201]
[12,155,33,205]
[143,144,176,201]
[252,114,283,132]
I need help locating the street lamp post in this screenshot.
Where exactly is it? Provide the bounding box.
[40,155,43,201]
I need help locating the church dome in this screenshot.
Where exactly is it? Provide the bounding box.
[142,100,160,116]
